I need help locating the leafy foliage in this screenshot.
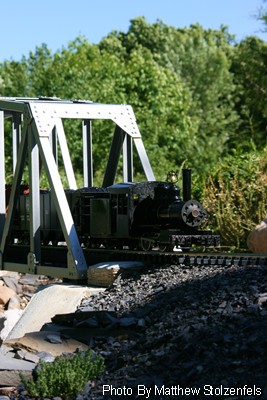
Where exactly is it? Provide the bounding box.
[20,350,105,399]
[0,59,28,96]
[258,0,267,30]
[202,148,267,249]
[230,37,267,150]
[102,18,240,173]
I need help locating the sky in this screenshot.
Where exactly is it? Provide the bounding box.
[0,0,266,62]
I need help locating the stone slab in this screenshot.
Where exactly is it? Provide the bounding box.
[18,274,45,287]
[0,272,20,279]
[1,276,22,294]
[5,284,104,341]
[5,330,88,356]
[0,286,15,306]
[88,261,144,287]
[0,309,24,341]
[0,353,34,386]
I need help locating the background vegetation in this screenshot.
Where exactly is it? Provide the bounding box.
[0,6,266,248]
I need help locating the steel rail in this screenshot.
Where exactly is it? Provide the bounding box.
[6,244,267,268]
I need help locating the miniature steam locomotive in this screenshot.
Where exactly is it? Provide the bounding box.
[10,169,220,251]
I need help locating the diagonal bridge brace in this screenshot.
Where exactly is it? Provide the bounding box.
[0,98,155,280]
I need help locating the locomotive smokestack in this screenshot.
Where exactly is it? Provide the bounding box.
[182,168,191,202]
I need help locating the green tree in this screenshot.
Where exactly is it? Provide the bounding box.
[17,36,195,181]
[258,0,267,30]
[101,18,240,174]
[1,19,266,186]
[0,59,28,96]
[230,37,267,151]
[0,59,29,178]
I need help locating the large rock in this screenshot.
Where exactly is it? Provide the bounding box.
[88,261,144,287]
[0,352,34,386]
[0,271,20,279]
[88,263,120,287]
[5,330,88,356]
[5,283,104,341]
[247,219,267,253]
[0,309,24,341]
[0,286,16,306]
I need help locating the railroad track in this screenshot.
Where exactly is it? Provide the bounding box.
[87,248,267,267]
[4,245,267,279]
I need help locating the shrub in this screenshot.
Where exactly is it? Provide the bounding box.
[20,350,105,399]
[202,148,267,249]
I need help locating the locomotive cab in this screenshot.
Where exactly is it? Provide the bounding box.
[107,183,135,238]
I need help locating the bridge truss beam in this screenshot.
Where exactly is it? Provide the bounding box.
[0,98,155,280]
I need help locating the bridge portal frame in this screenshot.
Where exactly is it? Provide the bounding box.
[0,98,155,280]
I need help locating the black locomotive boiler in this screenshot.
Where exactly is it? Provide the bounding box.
[11,169,220,251]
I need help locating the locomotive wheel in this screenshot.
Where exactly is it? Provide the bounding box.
[83,238,102,249]
[158,244,167,252]
[139,236,153,251]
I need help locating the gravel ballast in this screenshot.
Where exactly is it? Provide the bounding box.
[75,262,267,399]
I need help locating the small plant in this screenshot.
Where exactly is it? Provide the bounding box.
[202,148,267,248]
[20,350,105,399]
